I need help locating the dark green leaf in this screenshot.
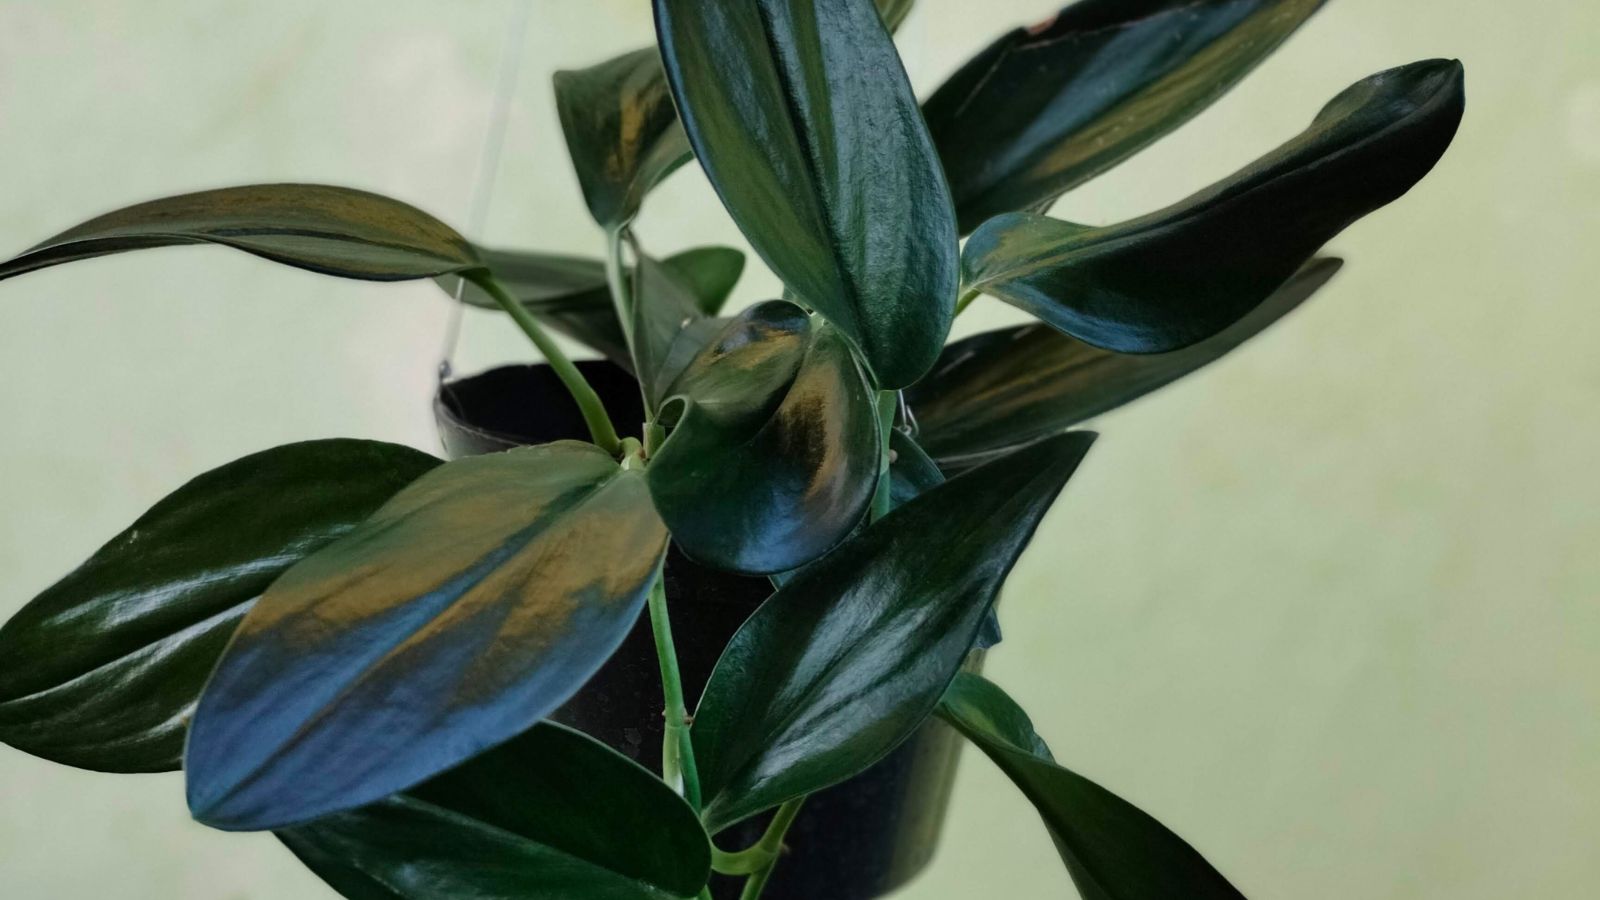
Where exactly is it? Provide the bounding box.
[0,440,440,773]
[653,0,959,388]
[887,428,942,512]
[0,184,478,283]
[888,429,1001,649]
[280,722,710,900]
[926,0,1327,233]
[663,247,745,317]
[691,431,1096,832]
[912,257,1342,467]
[648,302,878,576]
[554,0,912,229]
[632,255,710,412]
[185,442,668,830]
[962,59,1464,353]
[939,673,1244,899]
[437,246,744,370]
[555,48,693,230]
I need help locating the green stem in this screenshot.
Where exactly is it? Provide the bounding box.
[739,798,807,900]
[605,226,638,358]
[469,270,621,456]
[870,390,897,522]
[711,844,778,876]
[954,286,981,316]
[647,571,702,810]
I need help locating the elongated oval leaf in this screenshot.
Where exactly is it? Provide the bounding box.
[939,673,1244,899]
[647,302,879,576]
[280,722,709,900]
[632,254,710,413]
[555,0,915,232]
[911,257,1342,467]
[438,246,744,371]
[963,59,1464,353]
[926,0,1327,233]
[691,431,1096,833]
[888,429,1002,649]
[185,442,668,830]
[0,440,440,773]
[653,0,959,388]
[0,184,478,283]
[556,47,693,230]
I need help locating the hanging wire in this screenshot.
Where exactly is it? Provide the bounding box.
[437,0,534,384]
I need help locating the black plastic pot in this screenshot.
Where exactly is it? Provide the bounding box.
[435,363,969,900]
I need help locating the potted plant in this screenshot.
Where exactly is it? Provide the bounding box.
[0,1,1464,897]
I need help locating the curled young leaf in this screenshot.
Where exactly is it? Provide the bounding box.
[0,440,440,773]
[939,673,1245,899]
[0,184,478,283]
[281,723,711,900]
[653,0,959,388]
[556,47,694,230]
[691,431,1096,833]
[185,442,668,831]
[927,0,1327,232]
[647,302,879,576]
[911,257,1343,467]
[962,59,1465,353]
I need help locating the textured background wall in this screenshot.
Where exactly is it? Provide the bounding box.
[0,1,1595,897]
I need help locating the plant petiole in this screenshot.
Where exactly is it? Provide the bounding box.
[467,270,622,457]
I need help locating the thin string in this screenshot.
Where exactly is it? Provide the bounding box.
[438,0,534,384]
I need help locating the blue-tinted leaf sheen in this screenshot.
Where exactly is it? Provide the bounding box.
[926,0,1327,232]
[963,60,1464,353]
[186,442,668,831]
[0,440,440,773]
[911,257,1343,467]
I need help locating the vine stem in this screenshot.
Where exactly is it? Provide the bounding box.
[738,798,807,900]
[604,226,639,360]
[468,270,622,456]
[954,285,981,316]
[647,571,702,810]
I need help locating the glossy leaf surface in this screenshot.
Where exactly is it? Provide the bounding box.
[692,431,1096,832]
[963,59,1464,353]
[631,254,710,412]
[186,442,668,830]
[654,0,959,388]
[926,0,1327,233]
[439,246,744,370]
[886,429,942,512]
[888,429,1002,649]
[281,722,710,900]
[648,302,878,576]
[939,673,1244,899]
[912,257,1342,466]
[0,184,477,283]
[556,47,693,229]
[0,441,440,773]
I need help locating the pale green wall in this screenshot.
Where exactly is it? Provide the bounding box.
[0,1,1595,897]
